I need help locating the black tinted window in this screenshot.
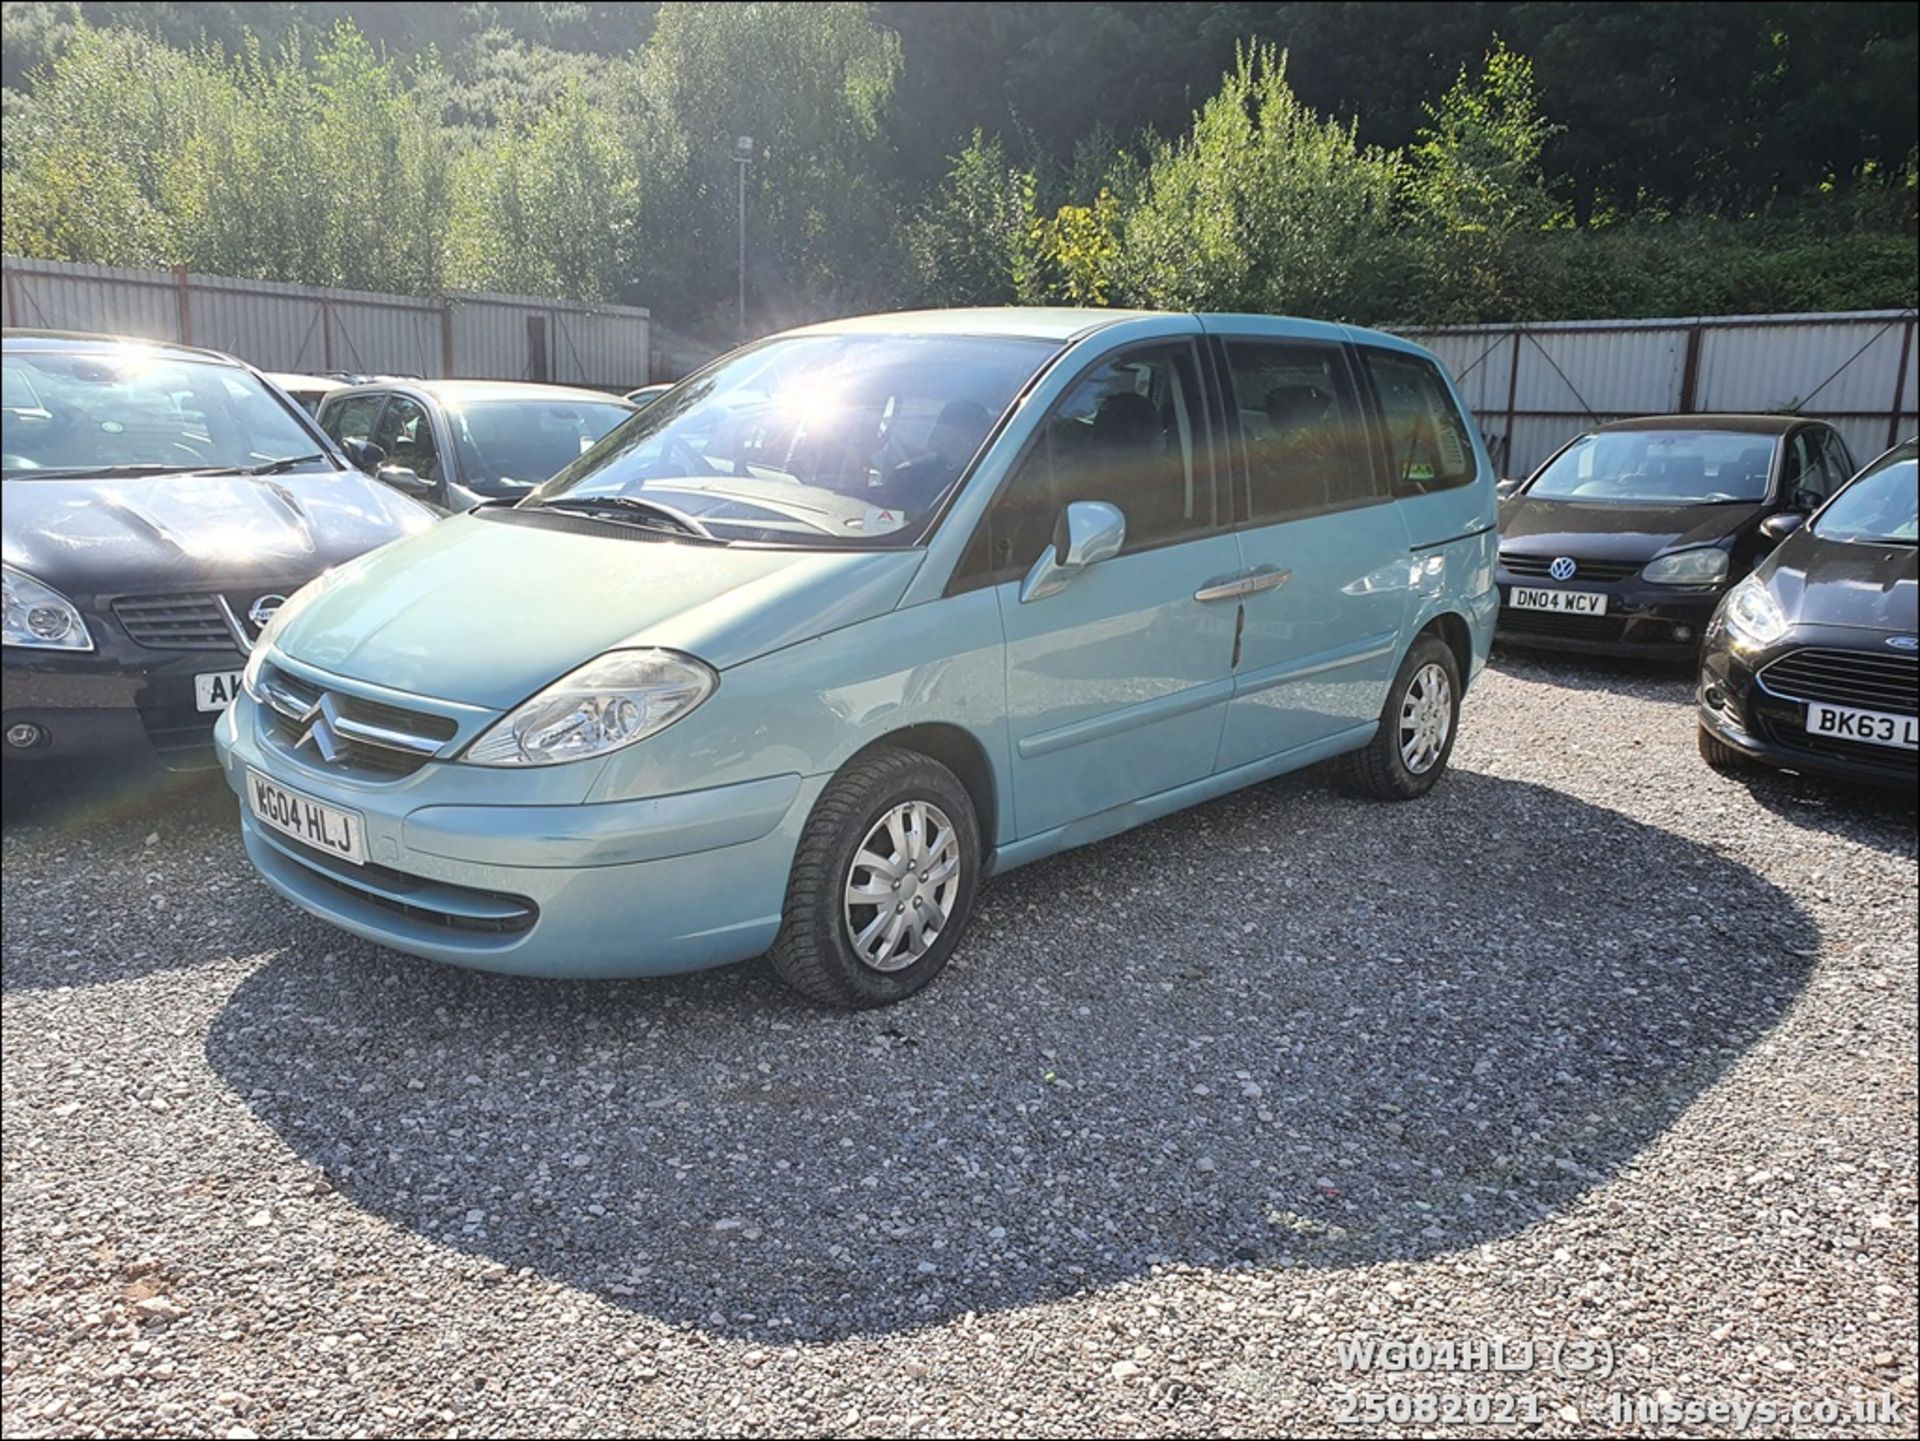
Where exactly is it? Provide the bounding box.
[1222,340,1376,519]
[1361,349,1477,495]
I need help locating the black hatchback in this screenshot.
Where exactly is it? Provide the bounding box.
[1697,438,1917,787]
[1495,415,1857,657]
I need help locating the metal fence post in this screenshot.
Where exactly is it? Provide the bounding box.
[171,265,193,345]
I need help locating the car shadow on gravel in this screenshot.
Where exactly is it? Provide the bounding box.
[1489,642,1696,695]
[203,767,1818,1343]
[1715,763,1918,858]
[1,757,292,991]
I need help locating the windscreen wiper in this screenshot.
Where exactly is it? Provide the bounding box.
[196,453,330,477]
[2,462,204,480]
[530,494,723,542]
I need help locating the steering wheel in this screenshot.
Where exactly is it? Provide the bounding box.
[662,435,717,479]
[626,495,718,540]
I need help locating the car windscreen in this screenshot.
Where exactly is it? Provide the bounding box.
[1,350,320,477]
[1526,430,1777,505]
[524,333,1058,545]
[446,398,637,497]
[1813,442,1918,545]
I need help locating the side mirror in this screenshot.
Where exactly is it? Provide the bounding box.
[1020,500,1126,604]
[342,437,386,473]
[375,463,435,498]
[1759,511,1806,545]
[1495,478,1521,500]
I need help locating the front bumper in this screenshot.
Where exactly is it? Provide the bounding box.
[3,648,243,766]
[1698,627,1920,789]
[216,695,822,977]
[1493,572,1723,658]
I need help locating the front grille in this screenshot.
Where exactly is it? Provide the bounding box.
[256,663,460,779]
[1498,607,1627,644]
[1500,552,1642,583]
[114,593,233,650]
[1759,648,1918,716]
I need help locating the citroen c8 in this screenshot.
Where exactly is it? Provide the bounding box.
[217,310,1499,1006]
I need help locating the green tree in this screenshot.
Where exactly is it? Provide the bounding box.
[905,131,1038,305]
[1118,44,1402,318]
[448,81,642,303]
[637,1,902,320]
[1408,37,1563,321]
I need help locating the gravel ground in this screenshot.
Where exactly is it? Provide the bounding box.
[3,650,1915,1438]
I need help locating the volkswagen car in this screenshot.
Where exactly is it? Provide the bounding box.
[218,309,1499,1006]
[1494,415,1856,657]
[1698,437,1917,786]
[3,331,435,769]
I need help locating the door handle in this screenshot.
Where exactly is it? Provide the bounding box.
[1194,568,1292,603]
[1195,573,1251,603]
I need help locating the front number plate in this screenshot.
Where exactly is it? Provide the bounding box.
[1806,702,1919,751]
[1508,587,1609,615]
[247,769,367,865]
[195,669,246,712]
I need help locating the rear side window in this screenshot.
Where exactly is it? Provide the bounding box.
[1220,340,1377,520]
[1360,349,1478,495]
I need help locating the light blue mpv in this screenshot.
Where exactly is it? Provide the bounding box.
[216,309,1498,1006]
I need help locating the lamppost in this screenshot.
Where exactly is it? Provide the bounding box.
[734,134,753,342]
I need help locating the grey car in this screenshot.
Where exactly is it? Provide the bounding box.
[316,379,637,511]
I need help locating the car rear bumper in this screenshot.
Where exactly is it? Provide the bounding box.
[217,697,821,977]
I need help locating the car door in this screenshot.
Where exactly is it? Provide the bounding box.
[969,340,1243,840]
[1781,425,1853,511]
[1210,334,1413,769]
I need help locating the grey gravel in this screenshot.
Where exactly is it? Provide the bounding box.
[3,649,1915,1437]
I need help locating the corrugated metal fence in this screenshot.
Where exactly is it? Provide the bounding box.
[1,256,653,389]
[1398,309,1918,478]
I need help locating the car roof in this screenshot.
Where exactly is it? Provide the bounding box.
[2,328,244,366]
[332,378,633,407]
[268,372,347,390]
[790,307,1161,343]
[1590,414,1808,436]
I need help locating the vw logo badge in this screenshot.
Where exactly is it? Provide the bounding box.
[1548,556,1577,582]
[1889,635,1919,652]
[248,594,288,631]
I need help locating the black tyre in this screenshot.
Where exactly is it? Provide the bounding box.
[1697,723,1754,772]
[1342,633,1462,800]
[769,747,982,1008]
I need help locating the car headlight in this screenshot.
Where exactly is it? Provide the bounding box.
[2,566,94,651]
[1721,575,1789,648]
[464,649,716,767]
[1642,547,1730,585]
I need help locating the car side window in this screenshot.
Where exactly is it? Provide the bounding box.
[371,395,441,482]
[1816,429,1856,494]
[1359,348,1477,496]
[1783,429,1844,502]
[976,343,1215,574]
[1221,339,1377,520]
[320,393,384,452]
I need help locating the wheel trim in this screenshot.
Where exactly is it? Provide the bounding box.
[843,800,962,973]
[1398,662,1453,775]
